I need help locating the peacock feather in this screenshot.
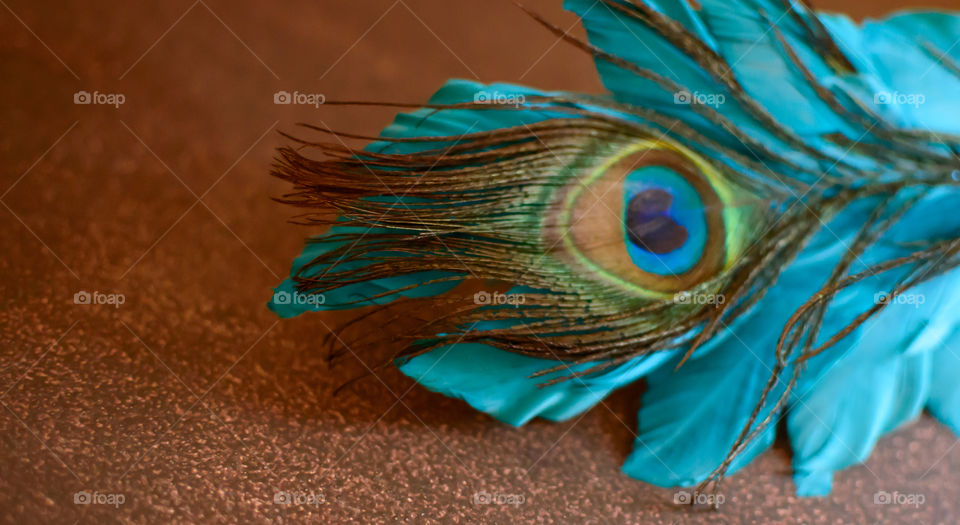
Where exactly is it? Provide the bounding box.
[269,0,960,500]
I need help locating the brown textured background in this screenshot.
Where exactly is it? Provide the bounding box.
[2,1,959,523]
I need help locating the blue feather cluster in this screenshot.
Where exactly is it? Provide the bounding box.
[270,0,960,498]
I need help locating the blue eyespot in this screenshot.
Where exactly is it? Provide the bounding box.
[622,166,708,275]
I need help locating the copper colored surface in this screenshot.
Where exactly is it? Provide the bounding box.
[2,1,960,523]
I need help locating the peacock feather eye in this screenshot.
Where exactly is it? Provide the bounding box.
[547,140,750,297]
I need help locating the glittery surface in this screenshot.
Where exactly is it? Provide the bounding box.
[2,1,959,523]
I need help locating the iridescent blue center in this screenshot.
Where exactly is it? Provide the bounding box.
[622,166,708,275]
[626,189,688,254]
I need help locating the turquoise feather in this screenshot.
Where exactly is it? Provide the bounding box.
[270,0,960,500]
